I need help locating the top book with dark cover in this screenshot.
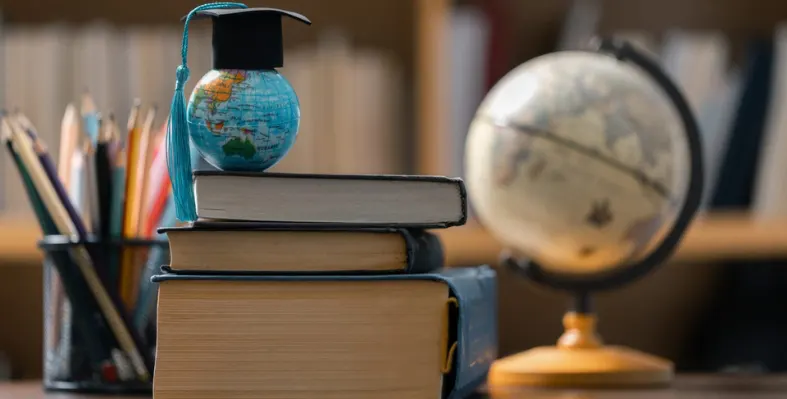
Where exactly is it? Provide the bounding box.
[193,171,467,228]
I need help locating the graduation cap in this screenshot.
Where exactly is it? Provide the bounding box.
[168,3,313,223]
[188,7,312,70]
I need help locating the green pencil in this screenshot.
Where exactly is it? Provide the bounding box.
[3,120,116,380]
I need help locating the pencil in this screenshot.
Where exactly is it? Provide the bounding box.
[58,104,80,187]
[121,106,157,308]
[81,91,100,145]
[18,110,118,295]
[84,126,100,236]
[136,106,157,236]
[119,101,143,309]
[3,121,118,381]
[54,104,80,376]
[142,122,170,237]
[5,116,152,382]
[123,100,143,237]
[68,147,87,225]
[16,112,89,239]
[95,118,114,240]
[108,115,126,290]
[80,91,99,229]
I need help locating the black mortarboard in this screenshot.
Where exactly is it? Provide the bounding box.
[188,8,311,70]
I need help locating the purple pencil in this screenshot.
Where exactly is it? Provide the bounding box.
[15,113,89,239]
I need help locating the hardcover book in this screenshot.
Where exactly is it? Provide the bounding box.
[160,222,444,274]
[192,171,467,228]
[151,265,497,399]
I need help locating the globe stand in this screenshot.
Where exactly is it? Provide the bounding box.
[483,37,705,390]
[489,291,672,388]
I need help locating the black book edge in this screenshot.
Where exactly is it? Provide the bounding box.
[197,219,465,229]
[159,227,444,275]
[150,267,463,282]
[193,170,465,185]
[160,222,423,232]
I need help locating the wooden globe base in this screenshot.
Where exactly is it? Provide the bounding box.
[488,312,673,388]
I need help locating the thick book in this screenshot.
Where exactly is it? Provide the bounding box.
[193,171,467,228]
[151,266,497,399]
[160,222,444,274]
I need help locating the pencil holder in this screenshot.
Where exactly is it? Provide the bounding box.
[38,235,168,394]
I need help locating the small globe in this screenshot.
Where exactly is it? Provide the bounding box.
[465,50,691,275]
[187,69,300,171]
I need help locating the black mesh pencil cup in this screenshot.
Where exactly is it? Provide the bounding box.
[38,235,168,394]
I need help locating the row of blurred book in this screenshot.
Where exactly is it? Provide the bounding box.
[0,22,406,221]
[447,0,787,220]
[4,2,787,223]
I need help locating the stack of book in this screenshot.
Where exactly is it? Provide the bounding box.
[152,171,498,399]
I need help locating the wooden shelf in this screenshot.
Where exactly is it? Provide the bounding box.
[435,212,787,266]
[4,212,787,266]
[0,221,41,263]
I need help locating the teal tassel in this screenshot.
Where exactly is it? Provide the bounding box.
[167,2,247,222]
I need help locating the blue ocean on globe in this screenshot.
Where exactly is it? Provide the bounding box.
[186,69,300,171]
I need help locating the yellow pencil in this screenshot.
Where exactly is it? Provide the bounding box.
[2,115,151,382]
[124,105,158,307]
[120,100,143,309]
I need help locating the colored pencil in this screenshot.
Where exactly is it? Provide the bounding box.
[5,115,152,382]
[16,112,89,239]
[95,118,114,239]
[119,101,143,309]
[81,92,100,145]
[3,119,118,381]
[58,104,80,187]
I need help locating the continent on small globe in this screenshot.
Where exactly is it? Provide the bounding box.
[222,137,256,160]
[206,120,226,135]
[465,50,692,274]
[187,68,300,171]
[192,70,247,114]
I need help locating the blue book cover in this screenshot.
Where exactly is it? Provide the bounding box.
[152,265,497,399]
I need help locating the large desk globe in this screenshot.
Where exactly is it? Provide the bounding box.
[465,50,691,275]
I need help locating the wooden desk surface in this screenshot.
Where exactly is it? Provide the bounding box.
[3,375,787,398]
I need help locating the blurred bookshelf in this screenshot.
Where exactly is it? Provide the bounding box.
[0,0,786,266]
[436,212,787,267]
[2,211,786,266]
[417,0,787,267]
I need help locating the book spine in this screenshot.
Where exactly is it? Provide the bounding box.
[403,230,445,274]
[442,266,497,399]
